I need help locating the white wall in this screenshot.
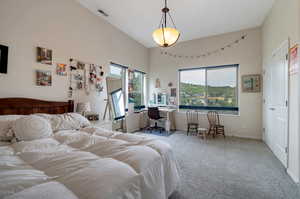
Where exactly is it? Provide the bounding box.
[262,0,300,183]
[0,0,149,118]
[1,0,299,183]
[149,28,262,139]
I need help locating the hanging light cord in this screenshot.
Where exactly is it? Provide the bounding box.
[168,12,177,29]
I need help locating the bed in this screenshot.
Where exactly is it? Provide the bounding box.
[0,98,179,199]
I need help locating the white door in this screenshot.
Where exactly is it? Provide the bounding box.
[263,41,289,168]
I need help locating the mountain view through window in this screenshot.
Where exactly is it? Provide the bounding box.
[179,65,238,109]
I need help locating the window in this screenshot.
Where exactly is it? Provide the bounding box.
[128,70,145,109]
[109,63,146,110]
[109,63,126,78]
[179,65,238,111]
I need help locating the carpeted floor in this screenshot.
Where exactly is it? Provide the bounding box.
[138,131,300,199]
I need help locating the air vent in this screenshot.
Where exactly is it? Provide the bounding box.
[98,9,109,17]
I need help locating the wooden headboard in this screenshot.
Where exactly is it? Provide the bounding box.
[0,98,74,115]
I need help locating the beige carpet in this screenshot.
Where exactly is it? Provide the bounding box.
[138,131,300,199]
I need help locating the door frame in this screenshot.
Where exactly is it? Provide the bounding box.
[263,40,290,168]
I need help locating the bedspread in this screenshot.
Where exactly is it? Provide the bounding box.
[0,127,179,199]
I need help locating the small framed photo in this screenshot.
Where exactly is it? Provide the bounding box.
[242,74,261,93]
[37,47,52,65]
[56,63,67,76]
[77,61,85,70]
[36,70,52,86]
[171,88,177,97]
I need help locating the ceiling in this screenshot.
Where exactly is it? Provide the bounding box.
[77,0,274,48]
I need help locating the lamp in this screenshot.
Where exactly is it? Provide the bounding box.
[76,102,91,116]
[152,0,180,47]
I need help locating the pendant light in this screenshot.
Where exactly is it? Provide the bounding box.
[152,0,180,47]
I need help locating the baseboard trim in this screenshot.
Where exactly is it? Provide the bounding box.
[287,168,300,183]
[175,129,262,140]
[227,133,262,140]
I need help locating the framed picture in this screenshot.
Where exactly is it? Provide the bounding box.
[36,70,52,86]
[0,44,8,74]
[37,47,52,65]
[289,44,299,75]
[242,74,261,93]
[77,61,85,70]
[56,63,67,76]
[171,88,176,97]
[155,78,161,88]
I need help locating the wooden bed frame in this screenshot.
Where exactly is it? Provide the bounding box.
[0,98,74,115]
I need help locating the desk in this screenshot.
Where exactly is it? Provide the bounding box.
[138,108,176,132]
[91,108,176,133]
[158,108,176,131]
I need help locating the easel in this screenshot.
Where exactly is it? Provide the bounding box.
[103,99,112,120]
[103,98,126,132]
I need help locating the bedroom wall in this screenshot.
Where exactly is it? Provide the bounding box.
[0,0,148,118]
[149,27,262,139]
[262,0,300,183]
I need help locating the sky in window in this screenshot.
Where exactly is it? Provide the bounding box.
[207,67,236,87]
[180,69,205,85]
[110,65,122,76]
[180,67,237,87]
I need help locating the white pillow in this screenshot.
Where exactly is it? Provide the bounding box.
[68,113,91,128]
[0,115,23,141]
[35,113,90,132]
[13,115,53,141]
[34,113,59,131]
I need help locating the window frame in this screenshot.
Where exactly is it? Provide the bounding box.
[128,69,146,110]
[109,62,127,78]
[178,64,239,111]
[109,62,146,111]
[109,62,128,109]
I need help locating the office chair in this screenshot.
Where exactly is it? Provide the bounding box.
[147,107,165,133]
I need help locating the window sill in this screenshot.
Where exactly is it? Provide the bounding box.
[177,109,239,116]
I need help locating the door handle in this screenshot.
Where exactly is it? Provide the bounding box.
[269,108,275,111]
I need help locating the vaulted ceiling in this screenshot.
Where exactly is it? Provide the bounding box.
[77,0,274,48]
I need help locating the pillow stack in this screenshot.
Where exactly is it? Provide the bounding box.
[36,113,91,132]
[0,115,23,141]
[0,113,91,142]
[13,115,53,141]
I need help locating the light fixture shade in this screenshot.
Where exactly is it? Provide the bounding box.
[152,27,180,47]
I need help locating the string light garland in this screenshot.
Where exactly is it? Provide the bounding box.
[160,34,247,59]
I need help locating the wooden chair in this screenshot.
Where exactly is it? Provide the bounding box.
[207,111,225,138]
[186,111,198,136]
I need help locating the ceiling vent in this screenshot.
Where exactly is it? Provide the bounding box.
[98,9,109,17]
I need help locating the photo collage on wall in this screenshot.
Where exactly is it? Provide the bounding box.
[35,47,105,95]
[68,58,105,98]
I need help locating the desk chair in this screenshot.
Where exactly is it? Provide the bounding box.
[147,107,165,133]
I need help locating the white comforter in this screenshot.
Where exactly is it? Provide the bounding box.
[0,126,179,199]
